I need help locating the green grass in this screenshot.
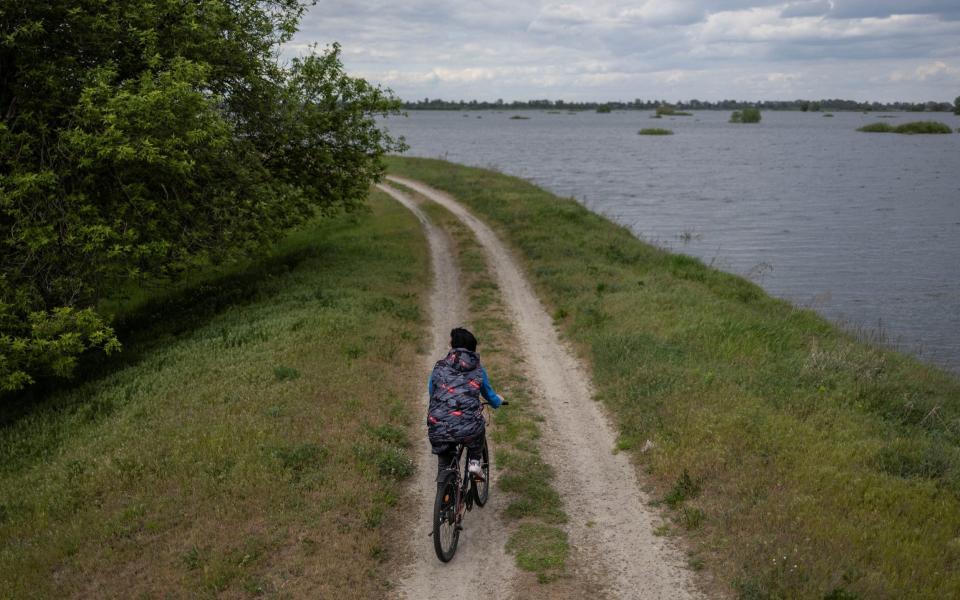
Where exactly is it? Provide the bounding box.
[0,190,427,598]
[386,156,960,599]
[510,115,531,120]
[397,185,571,585]
[639,128,674,135]
[858,121,953,134]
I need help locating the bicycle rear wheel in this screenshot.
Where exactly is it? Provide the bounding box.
[433,471,460,562]
[473,438,491,507]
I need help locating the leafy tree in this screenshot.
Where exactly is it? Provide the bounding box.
[954,96,960,115]
[0,1,404,393]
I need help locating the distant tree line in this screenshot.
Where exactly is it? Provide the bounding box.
[0,0,403,394]
[403,97,958,112]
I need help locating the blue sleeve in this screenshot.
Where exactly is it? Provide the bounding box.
[427,374,433,398]
[480,367,502,408]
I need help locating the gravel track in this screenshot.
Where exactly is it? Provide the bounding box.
[386,176,703,600]
[377,183,518,600]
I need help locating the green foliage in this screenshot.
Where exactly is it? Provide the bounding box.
[595,105,612,113]
[730,107,762,123]
[954,96,960,115]
[638,128,674,135]
[0,0,404,393]
[858,121,952,134]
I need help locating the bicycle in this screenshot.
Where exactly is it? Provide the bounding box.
[432,400,507,562]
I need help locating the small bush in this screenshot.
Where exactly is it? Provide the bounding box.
[638,128,673,135]
[509,115,530,120]
[730,107,761,123]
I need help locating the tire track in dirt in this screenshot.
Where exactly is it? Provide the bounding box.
[387,176,703,600]
[376,184,517,600]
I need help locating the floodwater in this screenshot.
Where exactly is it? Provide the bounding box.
[383,110,960,374]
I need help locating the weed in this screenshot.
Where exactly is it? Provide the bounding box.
[273,366,300,381]
[664,469,701,507]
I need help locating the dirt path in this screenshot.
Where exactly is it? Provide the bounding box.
[376,184,518,599]
[387,176,703,600]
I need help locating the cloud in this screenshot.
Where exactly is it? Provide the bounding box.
[286,1,960,102]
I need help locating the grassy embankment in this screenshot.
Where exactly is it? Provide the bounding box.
[858,121,953,134]
[386,157,960,599]
[0,191,426,598]
[389,182,573,587]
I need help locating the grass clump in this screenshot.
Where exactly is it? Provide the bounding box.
[0,190,427,598]
[510,115,530,120]
[506,523,569,583]
[639,128,673,135]
[386,156,960,599]
[730,107,761,123]
[858,121,953,134]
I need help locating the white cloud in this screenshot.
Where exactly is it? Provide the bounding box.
[287,1,960,102]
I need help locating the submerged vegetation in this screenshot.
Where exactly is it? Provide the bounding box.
[858,121,953,134]
[638,128,674,135]
[730,107,762,123]
[655,104,692,117]
[387,156,960,599]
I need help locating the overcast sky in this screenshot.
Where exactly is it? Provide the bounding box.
[287,1,960,102]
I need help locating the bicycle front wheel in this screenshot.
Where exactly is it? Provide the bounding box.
[433,471,460,562]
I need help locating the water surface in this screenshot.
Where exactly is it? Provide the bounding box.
[384,110,960,373]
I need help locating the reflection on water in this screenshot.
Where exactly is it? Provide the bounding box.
[384,110,960,374]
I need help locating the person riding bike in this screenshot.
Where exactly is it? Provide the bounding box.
[427,327,503,480]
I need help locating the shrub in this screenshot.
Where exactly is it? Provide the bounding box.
[638,128,673,135]
[730,107,761,123]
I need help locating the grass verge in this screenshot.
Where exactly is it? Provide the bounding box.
[389,182,571,585]
[386,156,960,599]
[0,190,427,598]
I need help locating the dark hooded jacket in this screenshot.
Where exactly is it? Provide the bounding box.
[427,348,486,448]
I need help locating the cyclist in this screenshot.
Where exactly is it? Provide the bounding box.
[427,327,503,481]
